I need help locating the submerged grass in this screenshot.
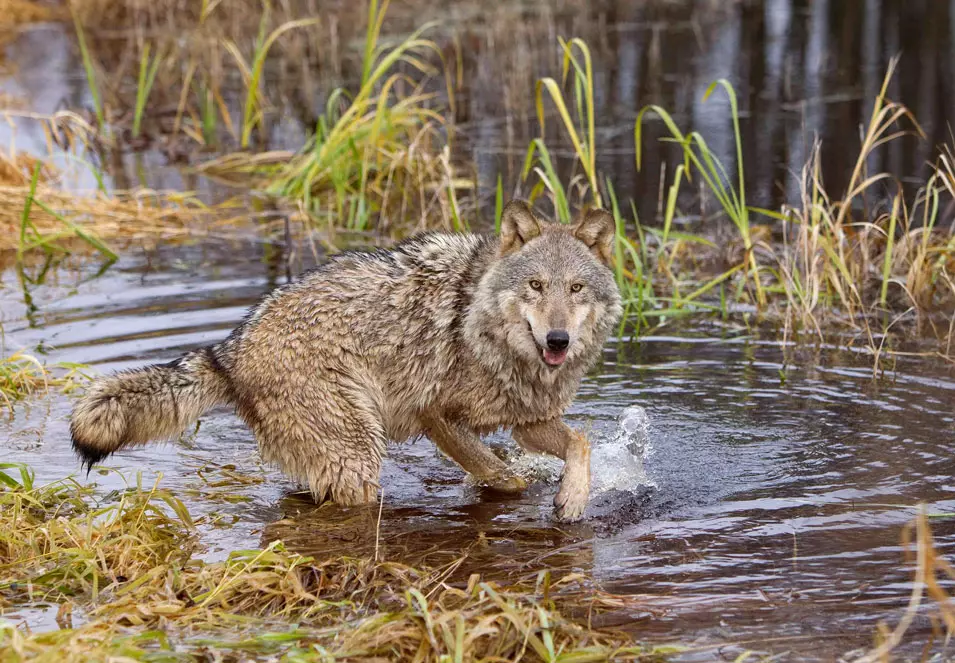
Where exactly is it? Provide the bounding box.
[853,508,955,662]
[0,351,89,414]
[0,463,678,661]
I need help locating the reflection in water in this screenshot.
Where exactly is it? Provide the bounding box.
[755,0,791,206]
[2,241,954,659]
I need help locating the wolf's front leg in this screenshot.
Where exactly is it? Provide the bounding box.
[422,414,527,493]
[513,419,590,521]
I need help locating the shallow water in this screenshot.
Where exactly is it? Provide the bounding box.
[3,241,955,660]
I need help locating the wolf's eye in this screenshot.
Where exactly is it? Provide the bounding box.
[529,279,543,291]
[570,283,583,293]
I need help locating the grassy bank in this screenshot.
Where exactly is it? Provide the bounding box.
[0,462,679,661]
[2,461,953,661]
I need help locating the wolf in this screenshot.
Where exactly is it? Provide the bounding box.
[70,200,623,521]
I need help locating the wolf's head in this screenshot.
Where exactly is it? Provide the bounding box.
[467,200,623,374]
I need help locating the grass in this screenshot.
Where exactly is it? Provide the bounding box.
[64,0,330,157]
[70,6,105,135]
[759,62,955,356]
[0,462,681,661]
[16,162,116,262]
[527,39,649,309]
[57,0,467,234]
[132,43,164,139]
[2,180,230,256]
[636,80,765,308]
[259,18,452,233]
[525,38,954,359]
[0,351,89,414]
[0,142,250,257]
[200,0,466,234]
[535,38,600,209]
[2,462,953,661]
[227,12,320,148]
[855,507,955,662]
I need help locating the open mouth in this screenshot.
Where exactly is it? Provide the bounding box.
[542,347,568,367]
[528,322,569,367]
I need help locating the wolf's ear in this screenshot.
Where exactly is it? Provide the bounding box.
[499,200,544,256]
[573,208,615,266]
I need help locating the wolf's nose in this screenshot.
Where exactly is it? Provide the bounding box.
[546,330,570,351]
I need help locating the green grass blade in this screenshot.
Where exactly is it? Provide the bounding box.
[494,174,504,234]
[879,195,901,306]
[71,10,105,134]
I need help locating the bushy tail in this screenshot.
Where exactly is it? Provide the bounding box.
[70,346,232,470]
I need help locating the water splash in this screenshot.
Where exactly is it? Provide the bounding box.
[591,405,655,495]
[506,447,563,484]
[507,405,655,494]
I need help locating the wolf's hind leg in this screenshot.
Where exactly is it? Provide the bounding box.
[245,389,385,507]
[513,420,590,522]
[422,415,527,494]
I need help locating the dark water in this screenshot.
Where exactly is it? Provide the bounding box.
[3,0,954,220]
[3,241,955,660]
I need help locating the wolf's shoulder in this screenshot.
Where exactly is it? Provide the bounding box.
[392,231,493,261]
[393,232,498,286]
[337,231,494,272]
[289,232,495,292]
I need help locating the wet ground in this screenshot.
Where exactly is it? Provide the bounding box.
[3,240,955,661]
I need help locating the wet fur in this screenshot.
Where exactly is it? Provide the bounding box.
[71,201,623,520]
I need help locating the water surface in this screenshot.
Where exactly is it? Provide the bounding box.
[3,241,954,660]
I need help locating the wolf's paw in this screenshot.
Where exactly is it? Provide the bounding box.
[481,473,528,494]
[553,484,588,522]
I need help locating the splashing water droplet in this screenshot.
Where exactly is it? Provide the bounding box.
[506,406,655,495]
[507,448,563,484]
[591,405,655,495]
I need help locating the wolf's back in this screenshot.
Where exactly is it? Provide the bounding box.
[70,346,232,469]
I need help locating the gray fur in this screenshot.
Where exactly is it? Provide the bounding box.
[70,200,623,521]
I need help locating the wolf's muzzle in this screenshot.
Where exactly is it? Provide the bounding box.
[546,329,570,351]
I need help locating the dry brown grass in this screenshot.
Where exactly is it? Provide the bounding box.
[0,142,253,257]
[764,63,955,355]
[0,183,246,254]
[4,462,954,661]
[0,463,675,661]
[0,0,55,27]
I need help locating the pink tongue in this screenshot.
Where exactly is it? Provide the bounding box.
[543,348,568,366]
